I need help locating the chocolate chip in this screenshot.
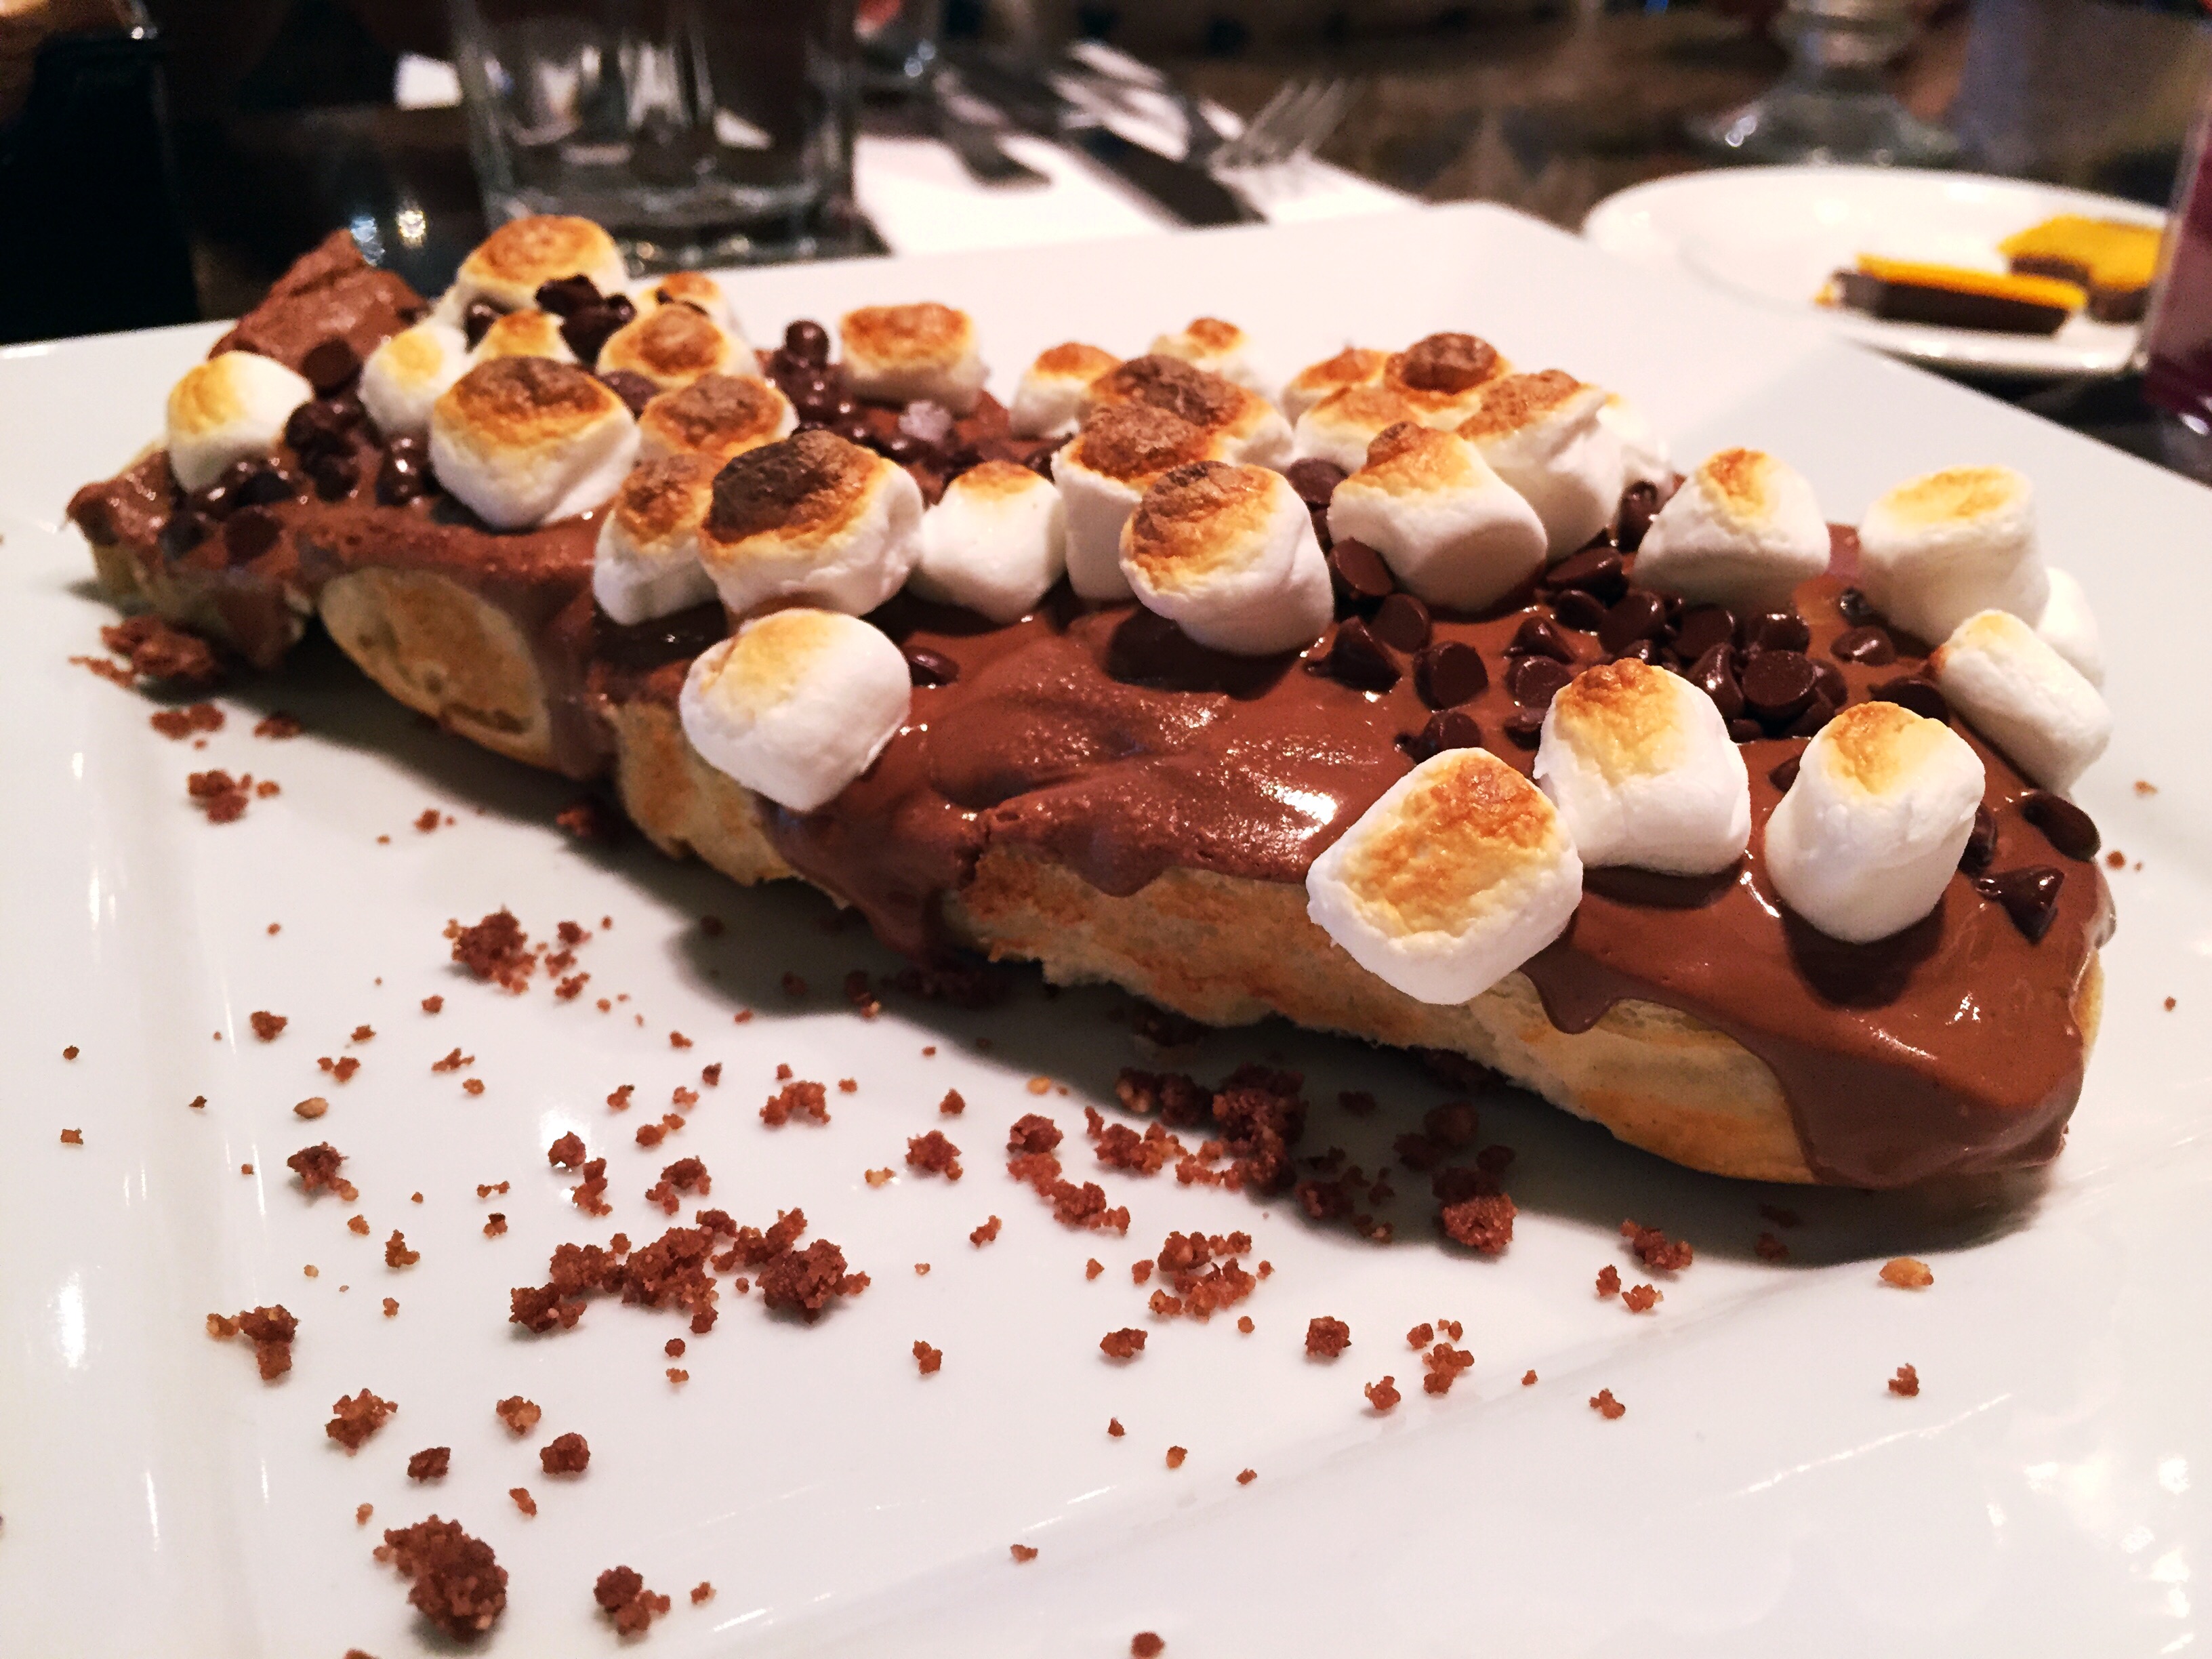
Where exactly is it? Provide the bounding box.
[300,336,360,395]
[462,298,504,350]
[1506,614,1574,662]
[1397,708,1483,764]
[1505,654,1572,710]
[905,647,958,687]
[1768,753,1801,792]
[222,507,281,565]
[1613,638,1662,665]
[1615,480,1660,552]
[1597,590,1668,655]
[1810,659,1846,709]
[1830,625,1896,665]
[560,297,634,367]
[785,319,832,364]
[1502,709,1546,747]
[1782,699,1834,739]
[159,510,211,558]
[1668,605,1735,664]
[1961,804,1996,871]
[1974,866,2064,942]
[1326,538,1394,609]
[308,451,354,501]
[1837,588,1877,627]
[1414,640,1487,708]
[533,274,602,317]
[596,369,658,417]
[1371,593,1431,653]
[1550,589,1606,633]
[1727,717,1763,743]
[1689,642,1743,720]
[285,400,350,459]
[1742,649,1816,725]
[1323,619,1401,691]
[1870,677,1949,723]
[375,437,432,506]
[192,457,268,519]
[1284,457,1346,510]
[1739,611,1810,653]
[2020,791,2100,861]
[1541,545,1626,603]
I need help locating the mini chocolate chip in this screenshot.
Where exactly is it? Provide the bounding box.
[300,337,361,396]
[1309,506,1334,552]
[596,369,657,417]
[905,647,958,687]
[1738,611,1810,653]
[1615,480,1660,552]
[1612,638,1662,665]
[1502,708,1546,747]
[1668,605,1736,664]
[1397,708,1483,764]
[194,457,269,519]
[1768,753,1801,792]
[1810,659,1847,708]
[1327,538,1394,609]
[1974,866,2064,942]
[1742,649,1816,725]
[1689,642,1743,721]
[1284,457,1346,510]
[1597,590,1668,655]
[1505,654,1572,710]
[376,438,432,506]
[1870,677,1949,723]
[534,274,602,317]
[1414,640,1488,708]
[1830,625,1896,665]
[1541,545,1626,603]
[785,319,832,363]
[285,401,349,459]
[462,298,504,350]
[1371,593,1431,653]
[308,451,354,500]
[1837,588,1877,627]
[1782,699,1834,739]
[2020,791,2099,860]
[1550,588,1606,632]
[159,510,211,558]
[222,507,281,565]
[1506,614,1574,662]
[1324,619,1400,691]
[1727,716,1763,743]
[560,300,632,367]
[1961,804,1997,871]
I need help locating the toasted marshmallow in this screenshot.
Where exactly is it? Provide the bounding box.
[1857,465,2049,648]
[593,453,718,625]
[1010,342,1120,440]
[470,308,576,365]
[450,216,628,315]
[1306,747,1583,1005]
[1534,659,1750,876]
[840,302,987,416]
[2034,567,2104,687]
[1931,609,2111,792]
[636,373,796,466]
[1054,404,1226,601]
[359,321,470,440]
[634,270,745,343]
[1458,371,1624,559]
[1118,462,1330,655]
[1282,346,1388,424]
[165,351,315,492]
[1084,354,1291,468]
[1763,701,1984,943]
[428,357,638,530]
[1292,384,1425,474]
[679,609,911,813]
[1631,448,1830,613]
[1325,423,1547,611]
[597,303,745,392]
[696,429,924,617]
[1598,392,1671,491]
[1149,318,1268,398]
[1380,332,1511,428]
[909,460,1067,623]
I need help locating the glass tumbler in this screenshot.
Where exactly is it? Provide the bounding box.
[447,0,859,268]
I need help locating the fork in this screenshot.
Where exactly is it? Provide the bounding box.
[1215,77,1352,171]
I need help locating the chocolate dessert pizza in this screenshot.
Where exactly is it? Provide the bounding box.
[68,216,2114,1189]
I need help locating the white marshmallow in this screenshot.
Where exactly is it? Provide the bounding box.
[1931,609,2111,793]
[593,452,718,626]
[1149,318,1269,398]
[1118,462,1331,655]
[470,308,576,365]
[1292,384,1424,474]
[1598,392,1672,491]
[1458,371,1624,560]
[636,373,796,466]
[909,460,1067,623]
[1856,465,2049,647]
[1381,332,1512,428]
[633,270,749,351]
[2034,566,2104,687]
[449,216,629,315]
[1010,342,1120,440]
[1053,404,1226,602]
[1307,747,1583,1005]
[696,429,924,617]
[1632,447,1830,613]
[165,351,314,492]
[679,609,912,813]
[597,302,747,392]
[1282,346,1387,424]
[1084,355,1290,468]
[359,321,470,440]
[428,356,639,530]
[1763,700,1984,943]
[1325,422,1547,611]
[1535,659,1750,875]
[840,302,988,415]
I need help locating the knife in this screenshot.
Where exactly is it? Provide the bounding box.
[949,53,1261,228]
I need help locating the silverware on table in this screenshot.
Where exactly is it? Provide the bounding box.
[1214,77,1353,171]
[930,68,1050,187]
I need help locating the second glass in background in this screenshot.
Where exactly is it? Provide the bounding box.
[447,0,859,269]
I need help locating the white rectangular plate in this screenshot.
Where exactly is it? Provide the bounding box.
[3,204,2207,1658]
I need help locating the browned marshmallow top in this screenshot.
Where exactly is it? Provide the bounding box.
[1386,332,1503,397]
[601,304,732,386]
[705,429,877,546]
[1121,462,1278,590]
[1069,404,1218,484]
[462,216,619,295]
[442,356,623,447]
[1456,369,1586,440]
[842,302,972,367]
[640,375,788,462]
[611,453,718,546]
[1087,354,1251,432]
[1033,341,1121,381]
[1288,346,1387,399]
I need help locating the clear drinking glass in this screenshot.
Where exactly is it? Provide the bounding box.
[447,0,859,269]
[1696,0,1960,167]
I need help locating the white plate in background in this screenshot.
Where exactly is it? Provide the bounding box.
[1584,165,2167,379]
[1,204,2207,1657]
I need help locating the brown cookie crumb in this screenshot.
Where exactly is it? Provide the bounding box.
[864,1168,895,1187]
[286,1142,356,1199]
[1881,1257,1934,1289]
[186,769,255,822]
[1521,1369,1538,1386]
[1101,1328,1148,1360]
[1406,1322,1434,1349]
[914,1340,943,1375]
[905,1130,963,1181]
[510,1488,536,1517]
[495,1396,541,1436]
[59,1128,83,1145]
[1010,1544,1039,1563]
[1236,1468,1257,1486]
[691,1582,715,1604]
[1756,1232,1790,1263]
[1364,1375,1401,1412]
[420,995,443,1014]
[430,1048,473,1073]
[1439,1189,1517,1254]
[761,1080,829,1126]
[377,1516,506,1640]
[1085,1258,1103,1279]
[670,1030,693,1049]
[253,711,302,739]
[406,1446,451,1482]
[1305,1316,1351,1359]
[1132,1637,1165,1658]
[1164,1446,1187,1469]
[249,1011,288,1042]
[1620,1218,1693,1271]
[1109,1418,1125,1437]
[207,1305,296,1380]
[447,910,534,991]
[594,1566,671,1636]
[1595,1265,1622,1298]
[1889,1364,1921,1397]
[1421,1342,1474,1395]
[1622,1283,1662,1314]
[1589,1388,1626,1420]
[482,1213,506,1237]
[644,1155,710,1214]
[970,1215,1002,1247]
[325,1389,398,1452]
[607,1084,634,1111]
[356,1503,373,1526]
[382,1298,398,1317]
[938,1089,966,1116]
[385,1231,419,1269]
[540,1432,590,1475]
